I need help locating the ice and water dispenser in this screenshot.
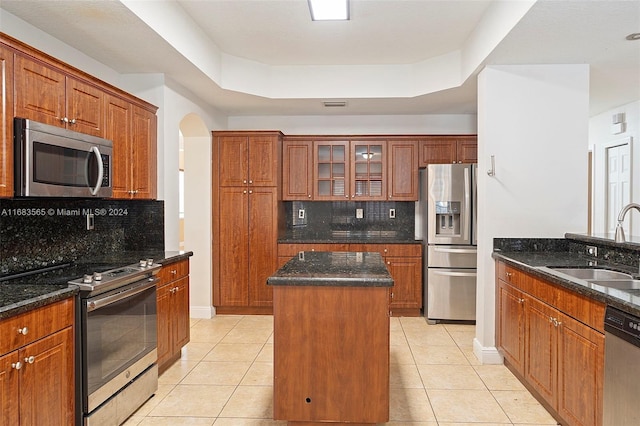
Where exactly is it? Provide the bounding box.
[434,201,461,236]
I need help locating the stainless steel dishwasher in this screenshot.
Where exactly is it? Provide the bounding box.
[603,306,640,426]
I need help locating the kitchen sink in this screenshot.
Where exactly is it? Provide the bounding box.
[550,268,632,280]
[589,280,640,290]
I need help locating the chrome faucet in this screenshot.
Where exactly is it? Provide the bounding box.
[614,203,640,242]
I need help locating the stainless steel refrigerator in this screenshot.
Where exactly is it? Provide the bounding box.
[416,163,477,323]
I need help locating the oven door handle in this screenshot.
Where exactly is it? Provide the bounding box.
[87,278,158,312]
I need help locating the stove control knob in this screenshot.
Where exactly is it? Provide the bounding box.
[146,259,154,267]
[139,260,147,268]
[93,272,102,281]
[83,274,93,284]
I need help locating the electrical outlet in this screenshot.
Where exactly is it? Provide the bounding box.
[389,208,396,219]
[298,209,305,219]
[86,213,95,230]
[586,245,598,257]
[356,208,364,219]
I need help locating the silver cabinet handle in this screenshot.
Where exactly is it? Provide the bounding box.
[17,327,28,335]
[12,362,22,370]
[249,180,253,184]
[24,356,35,364]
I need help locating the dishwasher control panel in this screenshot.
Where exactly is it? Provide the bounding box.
[605,306,640,341]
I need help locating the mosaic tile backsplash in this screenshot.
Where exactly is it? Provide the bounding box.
[0,199,164,275]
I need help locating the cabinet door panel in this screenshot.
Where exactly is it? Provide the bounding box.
[497,280,525,373]
[282,140,312,200]
[249,187,278,306]
[525,297,556,407]
[218,136,248,187]
[131,105,157,199]
[105,95,132,198]
[388,140,418,200]
[457,138,478,164]
[249,135,279,187]
[0,351,19,426]
[66,78,104,136]
[174,277,191,349]
[419,138,457,166]
[218,187,249,306]
[386,256,421,310]
[14,55,66,127]
[19,327,74,426]
[0,45,14,198]
[156,283,172,368]
[557,313,604,426]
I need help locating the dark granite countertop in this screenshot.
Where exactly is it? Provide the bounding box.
[0,250,193,320]
[268,251,394,287]
[278,230,420,244]
[492,250,640,318]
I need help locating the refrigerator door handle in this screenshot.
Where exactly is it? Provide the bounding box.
[464,166,471,242]
[431,270,477,278]
[433,247,477,254]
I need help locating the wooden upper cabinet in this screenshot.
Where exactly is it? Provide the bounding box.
[0,44,14,198]
[419,136,477,166]
[105,94,132,198]
[216,132,281,188]
[314,140,350,200]
[351,140,386,200]
[388,140,418,201]
[14,54,104,136]
[282,139,313,200]
[130,105,157,199]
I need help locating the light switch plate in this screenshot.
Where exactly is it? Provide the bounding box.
[356,208,364,219]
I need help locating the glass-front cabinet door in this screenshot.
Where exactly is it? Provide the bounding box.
[351,141,386,200]
[314,140,350,200]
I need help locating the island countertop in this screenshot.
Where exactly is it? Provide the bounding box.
[267,251,394,287]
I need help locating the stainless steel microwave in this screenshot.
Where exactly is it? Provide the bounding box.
[14,118,113,197]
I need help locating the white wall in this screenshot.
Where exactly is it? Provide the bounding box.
[228,114,477,135]
[589,100,640,236]
[475,64,590,363]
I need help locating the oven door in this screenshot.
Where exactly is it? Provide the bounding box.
[82,278,157,413]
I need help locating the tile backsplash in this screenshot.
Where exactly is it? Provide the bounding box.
[0,199,164,275]
[284,201,415,239]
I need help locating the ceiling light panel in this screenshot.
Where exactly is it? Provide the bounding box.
[308,0,350,21]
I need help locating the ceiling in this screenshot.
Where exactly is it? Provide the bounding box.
[1,0,639,117]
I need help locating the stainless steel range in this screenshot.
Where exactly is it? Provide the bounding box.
[70,260,160,426]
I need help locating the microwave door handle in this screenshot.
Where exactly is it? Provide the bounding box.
[89,146,104,196]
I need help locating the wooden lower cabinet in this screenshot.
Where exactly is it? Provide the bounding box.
[157,259,190,373]
[0,298,75,426]
[273,285,389,424]
[278,243,422,316]
[496,261,604,426]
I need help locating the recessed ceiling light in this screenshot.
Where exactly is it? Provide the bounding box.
[626,32,640,41]
[308,0,349,21]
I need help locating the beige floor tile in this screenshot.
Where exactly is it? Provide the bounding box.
[390,329,409,346]
[182,361,252,385]
[203,343,264,362]
[240,361,274,386]
[384,422,438,426]
[443,323,476,333]
[180,342,216,362]
[189,325,232,343]
[121,414,143,425]
[427,389,510,423]
[390,343,415,364]
[390,362,424,389]
[213,419,287,425]
[220,327,273,344]
[417,364,486,390]
[137,417,215,425]
[492,390,558,424]
[158,360,199,385]
[389,388,436,422]
[219,385,274,418]
[399,316,432,330]
[189,318,202,328]
[131,384,176,417]
[474,364,528,391]
[447,329,476,348]
[149,384,235,417]
[410,343,470,365]
[404,327,457,346]
[235,315,274,329]
[460,345,482,366]
[206,315,245,327]
[255,343,274,363]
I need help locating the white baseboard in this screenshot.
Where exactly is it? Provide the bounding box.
[473,338,504,365]
[190,305,214,319]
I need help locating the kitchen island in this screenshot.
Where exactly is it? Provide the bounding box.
[268,251,393,426]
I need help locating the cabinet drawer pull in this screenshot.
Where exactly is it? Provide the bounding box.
[12,362,22,370]
[171,270,177,275]
[24,356,35,364]
[17,327,28,335]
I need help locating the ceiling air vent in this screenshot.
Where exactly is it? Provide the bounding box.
[323,101,347,108]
